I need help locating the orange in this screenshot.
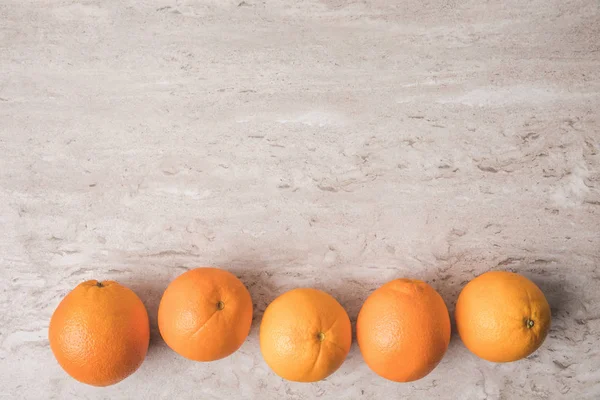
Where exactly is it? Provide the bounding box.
[158,267,253,361]
[48,280,150,386]
[259,288,351,382]
[455,270,551,362]
[356,279,451,382]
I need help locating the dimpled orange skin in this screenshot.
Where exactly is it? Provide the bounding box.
[158,267,253,361]
[48,280,150,387]
[356,279,451,382]
[259,288,352,382]
[455,271,551,362]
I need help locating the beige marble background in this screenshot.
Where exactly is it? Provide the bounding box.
[1,0,600,399]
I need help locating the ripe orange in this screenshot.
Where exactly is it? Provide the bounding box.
[357,279,451,382]
[48,280,150,386]
[455,270,551,362]
[158,267,253,361]
[259,288,351,382]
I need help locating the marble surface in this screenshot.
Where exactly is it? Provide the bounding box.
[1,0,599,399]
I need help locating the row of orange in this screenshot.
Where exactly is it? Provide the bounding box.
[49,268,551,386]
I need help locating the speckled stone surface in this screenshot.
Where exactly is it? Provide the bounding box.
[1,0,599,399]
